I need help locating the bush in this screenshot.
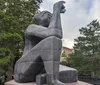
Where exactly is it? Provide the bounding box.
[0,68,7,85]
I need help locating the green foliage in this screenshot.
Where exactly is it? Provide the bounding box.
[0,48,10,58]
[0,68,7,85]
[0,48,10,70]
[0,56,10,70]
[61,51,67,57]
[74,20,100,57]
[1,33,22,48]
[60,51,72,66]
[0,48,10,85]
[0,0,42,84]
[0,0,42,34]
[70,20,100,77]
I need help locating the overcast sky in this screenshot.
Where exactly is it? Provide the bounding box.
[39,0,100,48]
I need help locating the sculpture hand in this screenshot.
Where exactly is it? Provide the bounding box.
[53,1,66,13]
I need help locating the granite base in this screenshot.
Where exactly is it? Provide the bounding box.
[5,80,93,85]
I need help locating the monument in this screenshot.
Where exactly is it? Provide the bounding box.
[14,1,66,85]
[5,1,92,85]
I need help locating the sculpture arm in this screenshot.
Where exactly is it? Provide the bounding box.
[48,1,65,30]
[26,24,62,39]
[48,6,62,30]
[48,1,66,38]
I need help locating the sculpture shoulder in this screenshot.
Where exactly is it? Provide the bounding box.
[26,24,38,32]
[26,24,47,33]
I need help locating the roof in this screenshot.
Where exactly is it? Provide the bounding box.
[62,46,73,51]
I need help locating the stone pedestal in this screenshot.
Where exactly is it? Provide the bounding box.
[5,65,92,85]
[36,65,78,85]
[5,80,36,85]
[5,80,93,85]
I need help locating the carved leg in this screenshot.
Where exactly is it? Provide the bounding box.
[14,36,64,85]
[40,36,64,85]
[14,45,44,83]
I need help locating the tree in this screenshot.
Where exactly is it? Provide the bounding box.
[0,0,42,33]
[71,20,100,77]
[60,51,72,66]
[0,0,42,84]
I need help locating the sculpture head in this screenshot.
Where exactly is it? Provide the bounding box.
[34,11,52,27]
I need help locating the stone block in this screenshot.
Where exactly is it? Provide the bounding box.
[36,65,78,85]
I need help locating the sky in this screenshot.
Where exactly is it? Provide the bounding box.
[39,0,100,48]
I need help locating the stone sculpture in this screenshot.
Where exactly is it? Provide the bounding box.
[14,1,66,85]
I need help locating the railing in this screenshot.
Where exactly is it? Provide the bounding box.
[78,75,100,85]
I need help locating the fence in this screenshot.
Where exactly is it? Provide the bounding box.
[79,75,100,85]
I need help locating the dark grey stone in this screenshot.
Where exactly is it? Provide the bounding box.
[36,65,78,85]
[14,1,67,85]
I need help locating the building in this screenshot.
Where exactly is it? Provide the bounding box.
[60,46,74,62]
[62,46,74,55]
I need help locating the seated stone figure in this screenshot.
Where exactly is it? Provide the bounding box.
[14,1,66,85]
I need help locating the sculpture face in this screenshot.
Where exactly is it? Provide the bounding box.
[34,11,52,27]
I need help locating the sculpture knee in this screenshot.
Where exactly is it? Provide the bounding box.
[37,36,62,49]
[38,36,62,61]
